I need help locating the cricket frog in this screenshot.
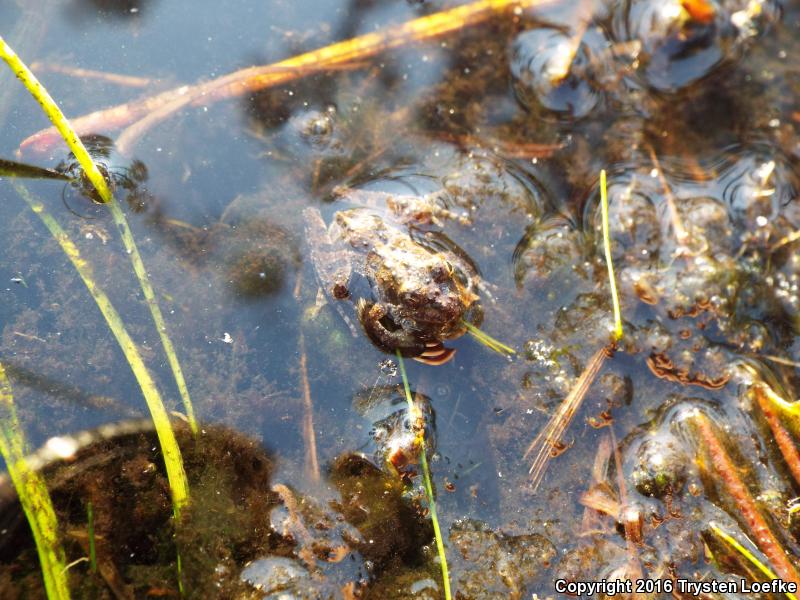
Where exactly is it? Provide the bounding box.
[304,189,482,364]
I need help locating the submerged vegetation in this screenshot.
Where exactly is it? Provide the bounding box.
[0,0,799,597]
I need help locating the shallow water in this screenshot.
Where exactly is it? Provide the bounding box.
[0,0,799,597]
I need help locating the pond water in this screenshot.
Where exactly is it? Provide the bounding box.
[0,0,799,597]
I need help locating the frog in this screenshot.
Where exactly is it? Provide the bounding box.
[303,189,483,365]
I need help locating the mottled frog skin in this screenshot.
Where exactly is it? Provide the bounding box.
[304,190,482,364]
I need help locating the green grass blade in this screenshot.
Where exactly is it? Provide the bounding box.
[0,363,70,600]
[462,320,515,357]
[0,35,197,435]
[600,169,623,341]
[396,351,452,600]
[11,182,189,515]
[708,522,798,600]
[104,201,198,434]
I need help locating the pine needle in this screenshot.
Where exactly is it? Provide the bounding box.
[0,363,70,600]
[397,351,452,600]
[524,346,609,489]
[462,320,515,357]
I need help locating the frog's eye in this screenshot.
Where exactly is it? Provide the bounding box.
[402,290,425,307]
[430,263,452,283]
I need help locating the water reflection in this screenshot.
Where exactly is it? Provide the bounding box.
[67,0,153,19]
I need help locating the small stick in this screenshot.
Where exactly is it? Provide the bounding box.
[298,332,320,483]
[646,146,690,248]
[295,274,320,483]
[29,62,154,88]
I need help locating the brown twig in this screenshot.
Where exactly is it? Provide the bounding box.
[646,145,689,248]
[21,0,554,154]
[295,273,320,483]
[298,331,321,483]
[29,62,154,88]
[694,413,800,587]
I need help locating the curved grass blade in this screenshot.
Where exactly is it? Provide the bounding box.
[12,182,189,514]
[708,522,798,600]
[462,320,515,357]
[397,352,452,600]
[0,363,70,600]
[0,35,197,436]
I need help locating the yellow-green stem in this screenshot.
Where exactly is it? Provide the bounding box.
[600,169,623,341]
[462,321,515,357]
[396,352,452,600]
[0,363,70,600]
[0,35,197,435]
[709,522,798,600]
[11,182,189,515]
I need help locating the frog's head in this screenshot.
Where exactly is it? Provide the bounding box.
[395,255,479,333]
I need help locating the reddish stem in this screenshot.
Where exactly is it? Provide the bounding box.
[695,414,800,587]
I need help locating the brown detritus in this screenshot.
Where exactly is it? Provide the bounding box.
[587,409,614,428]
[633,279,659,304]
[646,352,730,390]
[694,413,800,588]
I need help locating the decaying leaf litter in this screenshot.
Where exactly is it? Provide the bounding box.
[0,0,799,597]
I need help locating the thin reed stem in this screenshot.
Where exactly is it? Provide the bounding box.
[397,352,452,600]
[0,363,70,600]
[0,35,198,435]
[86,502,96,574]
[12,182,189,515]
[599,169,623,341]
[462,320,515,356]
